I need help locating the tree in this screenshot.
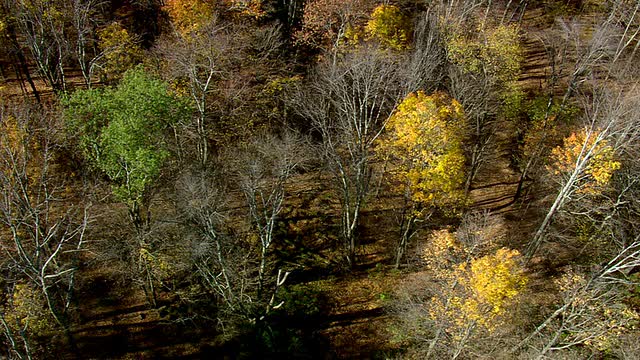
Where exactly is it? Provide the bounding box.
[225,0,268,19]
[63,68,191,305]
[426,247,526,359]
[400,12,447,95]
[393,212,526,359]
[293,46,403,268]
[175,133,307,328]
[513,240,640,358]
[445,23,524,191]
[155,19,240,167]
[376,91,467,268]
[364,4,412,51]
[526,89,640,258]
[233,132,308,298]
[162,0,215,36]
[64,67,192,230]
[70,0,107,88]
[0,101,89,357]
[95,22,143,83]
[11,0,71,92]
[0,1,40,101]
[294,0,374,55]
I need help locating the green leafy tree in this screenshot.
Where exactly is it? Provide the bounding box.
[64,68,191,306]
[63,67,191,231]
[377,91,467,268]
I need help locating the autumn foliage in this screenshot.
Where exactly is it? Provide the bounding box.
[163,0,215,35]
[365,4,412,50]
[378,91,467,212]
[548,130,621,194]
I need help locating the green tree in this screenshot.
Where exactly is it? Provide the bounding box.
[63,67,191,231]
[377,91,467,268]
[64,68,191,306]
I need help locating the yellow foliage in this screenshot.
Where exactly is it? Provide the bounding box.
[548,130,621,194]
[97,22,142,82]
[0,113,43,188]
[466,248,528,316]
[422,229,465,272]
[3,284,54,336]
[429,248,527,334]
[364,5,412,50]
[163,0,215,35]
[377,91,466,213]
[226,0,267,19]
[446,24,523,85]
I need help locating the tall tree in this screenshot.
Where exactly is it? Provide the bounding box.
[233,132,308,297]
[155,19,240,167]
[527,89,640,258]
[70,0,107,88]
[0,101,89,357]
[63,68,191,305]
[376,91,467,268]
[294,46,402,268]
[12,0,71,92]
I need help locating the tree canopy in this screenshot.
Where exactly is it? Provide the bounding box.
[63,67,192,207]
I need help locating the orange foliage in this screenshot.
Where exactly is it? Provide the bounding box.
[548,130,621,194]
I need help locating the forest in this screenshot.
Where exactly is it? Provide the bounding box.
[1,0,640,358]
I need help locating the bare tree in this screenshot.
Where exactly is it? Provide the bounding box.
[0,101,89,355]
[513,238,640,358]
[11,0,72,92]
[233,132,307,297]
[176,168,250,321]
[155,19,242,167]
[71,0,107,88]
[401,11,447,95]
[0,2,40,102]
[448,67,499,194]
[294,46,403,268]
[177,132,307,327]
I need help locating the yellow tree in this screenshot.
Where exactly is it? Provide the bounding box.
[364,4,412,51]
[397,215,526,359]
[528,127,622,258]
[427,246,528,358]
[163,0,215,36]
[377,91,467,268]
[96,22,142,83]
